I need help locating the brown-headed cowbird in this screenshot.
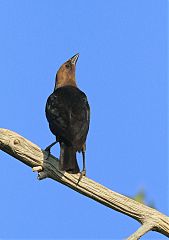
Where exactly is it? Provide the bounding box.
[45,54,90,176]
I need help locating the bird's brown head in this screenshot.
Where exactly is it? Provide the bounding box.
[55,53,79,89]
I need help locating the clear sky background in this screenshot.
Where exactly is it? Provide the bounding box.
[0,0,168,239]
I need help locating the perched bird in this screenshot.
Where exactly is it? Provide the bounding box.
[45,54,90,176]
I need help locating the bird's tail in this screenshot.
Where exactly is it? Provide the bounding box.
[59,143,80,174]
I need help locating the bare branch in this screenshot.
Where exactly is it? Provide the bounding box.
[0,128,169,239]
[127,223,153,240]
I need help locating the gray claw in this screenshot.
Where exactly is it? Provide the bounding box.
[77,170,86,184]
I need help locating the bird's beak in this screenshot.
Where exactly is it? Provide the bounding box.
[70,53,79,65]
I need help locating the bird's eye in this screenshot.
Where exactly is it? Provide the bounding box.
[65,64,70,69]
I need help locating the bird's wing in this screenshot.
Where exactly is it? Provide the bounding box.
[45,91,69,134]
[69,90,90,147]
[45,87,90,148]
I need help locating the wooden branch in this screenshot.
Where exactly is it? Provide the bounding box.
[0,128,168,239]
[127,223,153,240]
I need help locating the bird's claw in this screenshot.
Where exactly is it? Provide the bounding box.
[44,148,51,160]
[77,170,86,184]
[81,169,86,177]
[44,141,58,160]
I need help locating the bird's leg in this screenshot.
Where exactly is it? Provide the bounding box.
[77,144,86,184]
[44,140,58,159]
[82,146,86,175]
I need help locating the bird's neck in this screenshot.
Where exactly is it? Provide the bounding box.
[54,76,77,90]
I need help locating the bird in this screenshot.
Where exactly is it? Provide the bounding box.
[45,53,90,177]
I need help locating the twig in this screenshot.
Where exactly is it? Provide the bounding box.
[0,128,168,239]
[127,223,153,240]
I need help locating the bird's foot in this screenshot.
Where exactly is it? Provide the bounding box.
[44,147,51,160]
[77,169,86,184]
[44,141,58,160]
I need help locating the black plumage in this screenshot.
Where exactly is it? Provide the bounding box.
[45,54,90,174]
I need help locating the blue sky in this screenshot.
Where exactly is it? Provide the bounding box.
[0,0,167,239]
